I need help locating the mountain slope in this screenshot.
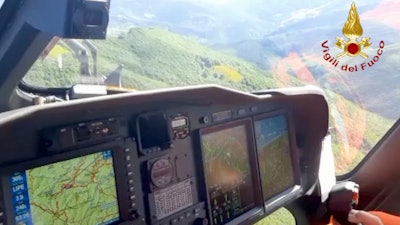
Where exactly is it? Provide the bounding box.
[96,28,297,91]
[25,28,392,175]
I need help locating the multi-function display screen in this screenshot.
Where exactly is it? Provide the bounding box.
[254,114,296,201]
[10,150,120,225]
[201,121,255,225]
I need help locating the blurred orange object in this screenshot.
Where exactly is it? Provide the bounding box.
[328,216,340,225]
[369,211,400,225]
[327,211,400,225]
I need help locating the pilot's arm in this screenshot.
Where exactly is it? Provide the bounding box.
[347,210,384,225]
[332,209,400,225]
[361,210,400,225]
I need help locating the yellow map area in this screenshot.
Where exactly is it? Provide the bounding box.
[26,151,119,225]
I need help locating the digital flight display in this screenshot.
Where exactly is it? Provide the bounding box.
[10,150,120,225]
[254,114,296,201]
[201,121,255,225]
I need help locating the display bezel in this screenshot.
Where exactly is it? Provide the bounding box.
[0,140,133,225]
[199,117,264,225]
[253,110,302,206]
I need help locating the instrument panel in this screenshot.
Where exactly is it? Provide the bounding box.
[0,85,329,225]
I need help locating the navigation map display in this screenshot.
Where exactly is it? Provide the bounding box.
[10,150,120,225]
[254,114,296,201]
[201,121,255,225]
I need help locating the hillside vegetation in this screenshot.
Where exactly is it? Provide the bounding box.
[25,27,392,171]
[26,28,287,91]
[24,27,394,224]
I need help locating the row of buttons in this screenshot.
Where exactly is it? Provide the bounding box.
[161,207,202,225]
[142,146,164,155]
[200,106,259,125]
[154,179,193,220]
[125,147,138,220]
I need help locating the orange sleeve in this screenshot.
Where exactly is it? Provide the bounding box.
[328,216,341,225]
[369,211,400,225]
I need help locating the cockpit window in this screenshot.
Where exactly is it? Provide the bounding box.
[23,0,399,175]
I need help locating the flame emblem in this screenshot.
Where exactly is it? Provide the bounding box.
[335,2,371,59]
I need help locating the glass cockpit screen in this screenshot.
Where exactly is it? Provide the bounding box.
[254,114,296,201]
[10,150,120,225]
[201,121,255,225]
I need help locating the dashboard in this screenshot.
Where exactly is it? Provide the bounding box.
[0,85,329,225]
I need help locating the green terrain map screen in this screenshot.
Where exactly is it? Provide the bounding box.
[202,123,255,225]
[254,115,296,201]
[10,150,120,225]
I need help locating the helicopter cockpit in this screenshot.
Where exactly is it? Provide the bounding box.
[0,0,399,225]
[0,83,332,225]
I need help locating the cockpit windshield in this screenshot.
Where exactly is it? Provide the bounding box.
[23,0,400,175]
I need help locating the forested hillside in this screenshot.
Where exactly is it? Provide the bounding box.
[25,27,393,175]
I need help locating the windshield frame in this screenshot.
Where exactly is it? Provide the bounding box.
[0,0,21,35]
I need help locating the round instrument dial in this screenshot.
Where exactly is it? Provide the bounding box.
[150,158,174,188]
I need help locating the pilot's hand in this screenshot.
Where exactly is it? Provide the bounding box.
[348,210,384,225]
